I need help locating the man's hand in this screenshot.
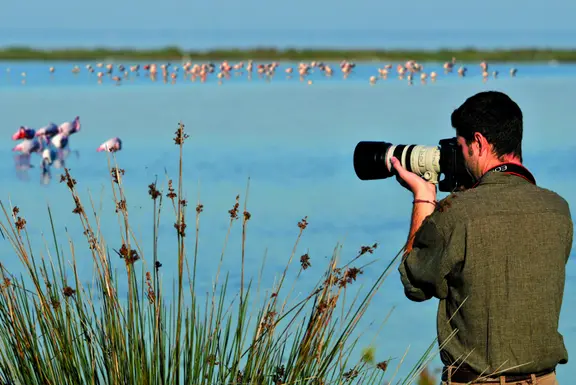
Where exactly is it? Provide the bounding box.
[391,157,437,200]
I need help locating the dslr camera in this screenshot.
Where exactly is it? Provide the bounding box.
[353,137,475,193]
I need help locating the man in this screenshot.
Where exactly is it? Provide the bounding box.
[393,91,572,385]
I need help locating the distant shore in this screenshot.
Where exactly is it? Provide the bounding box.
[1,46,576,62]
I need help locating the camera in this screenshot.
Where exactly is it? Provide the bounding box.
[353,137,475,193]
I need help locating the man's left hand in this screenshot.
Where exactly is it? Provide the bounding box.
[391,157,437,200]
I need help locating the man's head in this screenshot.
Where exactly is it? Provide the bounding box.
[451,91,523,180]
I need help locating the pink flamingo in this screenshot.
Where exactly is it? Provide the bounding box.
[12,127,36,141]
[34,123,59,137]
[58,116,81,136]
[97,137,122,152]
[13,137,45,154]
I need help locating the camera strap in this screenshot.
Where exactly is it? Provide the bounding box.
[472,163,536,188]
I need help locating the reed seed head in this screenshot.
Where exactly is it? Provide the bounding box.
[72,196,84,215]
[358,243,378,257]
[300,253,311,270]
[343,368,359,381]
[148,182,161,200]
[63,286,76,297]
[11,207,26,240]
[51,297,61,310]
[272,365,286,385]
[174,222,186,237]
[115,199,127,213]
[1,278,11,290]
[14,216,26,231]
[206,354,219,365]
[110,167,125,184]
[260,310,277,331]
[167,180,177,200]
[297,216,308,230]
[115,244,140,266]
[228,195,240,220]
[324,266,364,289]
[83,229,97,250]
[59,168,77,190]
[173,122,189,145]
[376,360,389,372]
[236,371,244,384]
[196,203,204,214]
[339,267,363,288]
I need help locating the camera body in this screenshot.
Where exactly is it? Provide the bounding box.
[353,137,475,193]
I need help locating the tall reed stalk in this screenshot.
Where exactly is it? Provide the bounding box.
[0,122,440,385]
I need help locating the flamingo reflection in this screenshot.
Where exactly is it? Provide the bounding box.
[13,149,80,185]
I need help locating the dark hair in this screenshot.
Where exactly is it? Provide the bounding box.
[451,91,523,161]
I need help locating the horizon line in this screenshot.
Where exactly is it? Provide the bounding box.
[2,45,576,51]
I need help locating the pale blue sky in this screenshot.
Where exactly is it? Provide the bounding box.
[0,0,575,49]
[1,0,575,31]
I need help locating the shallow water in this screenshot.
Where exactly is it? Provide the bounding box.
[0,60,575,90]
[0,61,574,383]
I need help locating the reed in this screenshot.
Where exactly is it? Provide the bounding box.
[0,122,441,385]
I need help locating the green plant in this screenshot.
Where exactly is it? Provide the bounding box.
[0,122,439,385]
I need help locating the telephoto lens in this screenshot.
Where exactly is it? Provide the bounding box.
[353,141,441,182]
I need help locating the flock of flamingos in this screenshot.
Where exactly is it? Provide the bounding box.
[6,57,517,86]
[7,56,517,184]
[11,116,121,184]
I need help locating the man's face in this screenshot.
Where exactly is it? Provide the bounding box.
[457,135,480,180]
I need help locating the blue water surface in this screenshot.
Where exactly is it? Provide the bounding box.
[0,61,574,383]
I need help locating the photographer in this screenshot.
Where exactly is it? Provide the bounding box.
[393,91,572,385]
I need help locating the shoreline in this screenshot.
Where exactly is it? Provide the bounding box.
[1,46,576,62]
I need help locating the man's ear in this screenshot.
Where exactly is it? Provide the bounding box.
[473,132,489,156]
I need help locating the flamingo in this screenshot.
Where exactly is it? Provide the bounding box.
[13,138,45,154]
[58,116,81,136]
[41,147,55,172]
[97,137,122,152]
[35,123,60,138]
[50,133,69,149]
[12,127,36,140]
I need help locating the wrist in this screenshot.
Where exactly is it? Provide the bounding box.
[413,185,437,201]
[413,193,437,202]
[412,198,437,207]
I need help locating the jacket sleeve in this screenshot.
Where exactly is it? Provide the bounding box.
[398,215,465,302]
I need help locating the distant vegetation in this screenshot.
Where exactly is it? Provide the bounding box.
[1,46,576,62]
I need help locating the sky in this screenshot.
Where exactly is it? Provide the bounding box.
[1,0,575,32]
[0,0,575,49]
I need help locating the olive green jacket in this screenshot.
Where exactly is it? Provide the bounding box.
[398,170,573,375]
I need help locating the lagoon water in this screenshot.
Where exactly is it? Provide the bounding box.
[0,61,575,383]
